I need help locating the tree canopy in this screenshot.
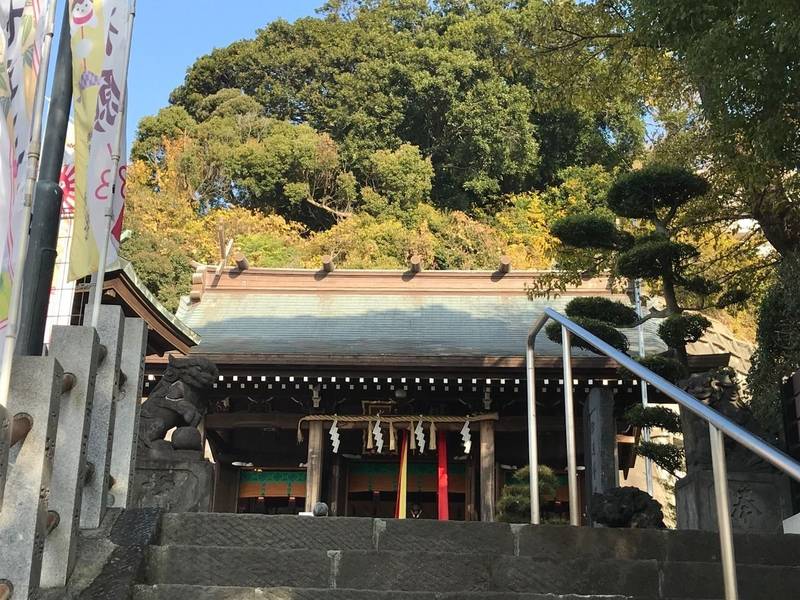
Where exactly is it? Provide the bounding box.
[136,0,652,226]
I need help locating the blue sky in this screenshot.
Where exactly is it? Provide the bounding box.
[50,0,321,144]
[124,0,321,137]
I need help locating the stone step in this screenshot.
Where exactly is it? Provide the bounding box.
[132,585,641,600]
[145,546,660,596]
[144,545,800,599]
[159,513,800,567]
[159,514,375,551]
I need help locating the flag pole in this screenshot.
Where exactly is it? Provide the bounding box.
[89,0,136,328]
[0,0,60,408]
[16,1,73,356]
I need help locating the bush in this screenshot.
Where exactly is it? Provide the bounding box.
[565,297,639,327]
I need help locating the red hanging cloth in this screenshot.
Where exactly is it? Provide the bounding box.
[437,431,449,520]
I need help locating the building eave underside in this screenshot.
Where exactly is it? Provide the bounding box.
[146,351,730,377]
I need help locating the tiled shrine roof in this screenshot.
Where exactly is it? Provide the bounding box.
[175,266,671,368]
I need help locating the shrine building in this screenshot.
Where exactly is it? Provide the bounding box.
[85,262,740,522]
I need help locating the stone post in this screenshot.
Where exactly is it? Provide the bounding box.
[583,387,618,522]
[109,318,147,509]
[305,421,324,512]
[80,305,124,529]
[0,357,64,599]
[479,420,496,522]
[41,326,100,588]
[0,403,9,511]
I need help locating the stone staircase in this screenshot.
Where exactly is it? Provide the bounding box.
[127,513,800,600]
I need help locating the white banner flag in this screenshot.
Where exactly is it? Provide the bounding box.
[0,0,48,358]
[68,0,130,281]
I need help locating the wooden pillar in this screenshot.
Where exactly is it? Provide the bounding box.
[328,455,344,517]
[465,456,476,521]
[480,420,497,522]
[305,421,324,512]
[213,463,240,513]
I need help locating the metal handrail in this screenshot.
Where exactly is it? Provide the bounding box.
[526,307,800,600]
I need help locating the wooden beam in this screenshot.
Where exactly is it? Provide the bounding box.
[479,419,496,522]
[105,278,196,355]
[206,412,513,433]
[206,412,301,431]
[305,421,324,511]
[216,239,234,276]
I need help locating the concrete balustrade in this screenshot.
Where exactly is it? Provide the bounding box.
[0,308,148,598]
[109,318,148,509]
[80,306,124,530]
[0,356,64,599]
[41,326,101,588]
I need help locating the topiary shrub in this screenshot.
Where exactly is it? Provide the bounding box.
[623,405,682,433]
[497,465,559,524]
[605,165,709,219]
[617,355,689,384]
[615,236,697,280]
[634,441,685,476]
[545,318,630,353]
[550,213,622,250]
[565,297,639,327]
[657,314,712,349]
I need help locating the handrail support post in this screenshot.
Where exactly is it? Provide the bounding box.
[561,326,580,526]
[525,339,540,524]
[710,424,739,600]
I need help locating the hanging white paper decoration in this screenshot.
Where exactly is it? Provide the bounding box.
[460,421,472,455]
[329,419,340,454]
[414,420,426,453]
[373,419,384,453]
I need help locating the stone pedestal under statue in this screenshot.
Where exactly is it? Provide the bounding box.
[676,470,792,534]
[677,370,793,534]
[132,454,214,513]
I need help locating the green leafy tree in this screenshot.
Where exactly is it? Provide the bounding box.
[627,0,800,256]
[748,254,800,436]
[165,1,648,210]
[365,144,434,210]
